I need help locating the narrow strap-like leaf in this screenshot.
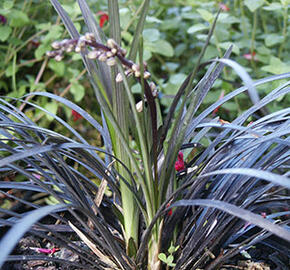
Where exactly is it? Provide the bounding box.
[0,204,68,268]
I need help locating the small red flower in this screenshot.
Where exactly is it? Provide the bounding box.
[166,203,173,216]
[30,247,60,255]
[212,90,225,116]
[72,110,82,121]
[97,11,109,28]
[219,3,230,12]
[175,151,185,172]
[30,39,41,48]
[0,15,7,24]
[243,51,258,61]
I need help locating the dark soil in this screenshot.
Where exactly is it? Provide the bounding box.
[2,235,289,270]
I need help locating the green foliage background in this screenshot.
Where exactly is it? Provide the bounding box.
[0,0,289,128]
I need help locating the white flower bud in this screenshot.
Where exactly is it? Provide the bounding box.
[55,54,63,62]
[51,41,61,49]
[46,51,55,57]
[134,70,141,77]
[85,32,95,41]
[143,71,151,79]
[120,48,127,56]
[98,53,107,62]
[106,57,116,66]
[60,39,69,45]
[111,48,118,55]
[131,64,139,72]
[78,39,86,48]
[66,45,74,52]
[88,50,99,59]
[107,38,118,49]
[115,73,123,83]
[150,82,158,97]
[106,51,113,58]
[149,82,156,91]
[75,46,81,53]
[125,70,132,76]
[136,100,143,112]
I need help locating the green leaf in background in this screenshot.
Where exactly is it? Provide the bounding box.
[44,102,58,121]
[35,43,51,59]
[143,49,152,61]
[280,0,290,6]
[265,34,284,47]
[48,59,65,77]
[263,3,282,11]
[175,43,186,57]
[187,23,208,34]
[219,42,240,55]
[5,64,18,77]
[146,16,162,24]
[70,82,85,102]
[169,73,187,85]
[3,1,14,9]
[262,57,290,74]
[119,8,131,29]
[43,25,63,43]
[0,25,12,41]
[167,255,174,264]
[161,18,181,30]
[36,22,51,31]
[143,28,160,42]
[218,14,240,24]
[197,9,213,22]
[244,0,264,12]
[131,84,141,94]
[9,10,30,27]
[62,2,81,17]
[158,253,167,263]
[148,40,174,57]
[222,101,237,111]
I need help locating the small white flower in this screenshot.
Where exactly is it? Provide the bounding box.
[98,53,107,62]
[136,100,143,112]
[107,38,118,49]
[55,54,63,62]
[134,70,141,77]
[143,71,151,79]
[85,32,95,41]
[88,50,99,59]
[51,41,61,49]
[131,64,139,72]
[115,73,123,83]
[106,57,116,66]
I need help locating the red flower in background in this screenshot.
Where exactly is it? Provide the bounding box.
[97,11,109,28]
[261,212,267,218]
[175,151,185,172]
[219,3,230,12]
[0,15,7,24]
[212,90,225,116]
[243,51,258,61]
[166,203,173,216]
[72,110,82,121]
[30,39,41,48]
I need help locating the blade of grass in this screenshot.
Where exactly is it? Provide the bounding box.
[170,199,290,242]
[159,10,221,204]
[0,204,67,268]
[108,0,139,249]
[128,0,150,61]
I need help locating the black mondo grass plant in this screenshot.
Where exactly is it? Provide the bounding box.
[0,0,290,269]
